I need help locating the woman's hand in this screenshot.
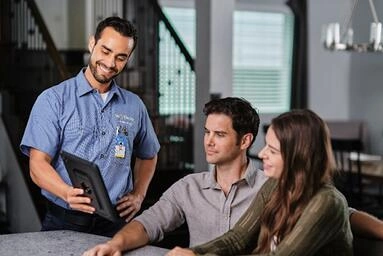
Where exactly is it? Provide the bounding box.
[166,247,196,256]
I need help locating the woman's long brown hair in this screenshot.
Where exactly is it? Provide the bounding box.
[255,109,335,253]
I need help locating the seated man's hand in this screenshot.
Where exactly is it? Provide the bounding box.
[116,192,144,222]
[82,242,122,256]
[166,247,196,256]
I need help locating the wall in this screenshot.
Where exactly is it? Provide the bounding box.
[35,0,86,49]
[35,0,69,49]
[0,94,41,232]
[309,0,383,155]
[308,0,352,120]
[349,0,383,154]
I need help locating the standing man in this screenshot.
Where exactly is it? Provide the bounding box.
[20,16,160,237]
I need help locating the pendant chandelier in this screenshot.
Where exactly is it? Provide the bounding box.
[322,0,382,53]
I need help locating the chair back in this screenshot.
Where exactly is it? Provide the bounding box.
[331,138,363,195]
[327,121,365,196]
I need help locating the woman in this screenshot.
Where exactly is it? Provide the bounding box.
[167,109,353,256]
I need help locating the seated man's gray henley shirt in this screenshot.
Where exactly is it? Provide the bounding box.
[134,159,268,246]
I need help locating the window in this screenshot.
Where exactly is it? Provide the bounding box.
[159,7,195,115]
[160,6,294,114]
[233,11,294,113]
[162,7,196,57]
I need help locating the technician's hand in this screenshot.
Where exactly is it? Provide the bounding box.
[166,247,196,256]
[65,186,95,214]
[82,242,122,256]
[116,192,144,222]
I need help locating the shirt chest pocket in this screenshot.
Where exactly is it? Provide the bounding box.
[63,116,94,140]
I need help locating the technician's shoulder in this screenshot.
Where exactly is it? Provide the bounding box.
[35,76,77,105]
[52,76,77,89]
[118,87,146,105]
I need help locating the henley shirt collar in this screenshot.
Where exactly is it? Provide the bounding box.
[202,158,260,190]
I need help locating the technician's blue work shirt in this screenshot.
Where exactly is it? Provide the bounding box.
[20,70,160,209]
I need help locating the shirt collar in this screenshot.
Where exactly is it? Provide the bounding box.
[203,168,218,189]
[75,69,123,102]
[202,158,260,189]
[244,158,260,187]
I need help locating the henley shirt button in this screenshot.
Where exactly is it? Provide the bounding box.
[101,131,106,135]
[100,154,104,159]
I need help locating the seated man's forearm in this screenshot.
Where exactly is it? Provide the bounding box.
[111,220,150,251]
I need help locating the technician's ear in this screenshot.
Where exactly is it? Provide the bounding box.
[88,36,96,53]
[241,133,253,150]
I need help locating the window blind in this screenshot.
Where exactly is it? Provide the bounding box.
[233,11,294,113]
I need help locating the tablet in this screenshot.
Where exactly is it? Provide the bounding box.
[61,151,120,222]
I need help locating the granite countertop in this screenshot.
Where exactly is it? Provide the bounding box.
[0,230,169,256]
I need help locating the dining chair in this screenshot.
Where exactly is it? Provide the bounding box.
[327,120,383,205]
[331,137,363,196]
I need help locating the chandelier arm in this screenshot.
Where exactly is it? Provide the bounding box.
[340,0,359,42]
[368,0,380,23]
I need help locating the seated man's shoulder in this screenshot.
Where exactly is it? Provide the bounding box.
[160,172,208,202]
[165,171,209,191]
[178,171,209,184]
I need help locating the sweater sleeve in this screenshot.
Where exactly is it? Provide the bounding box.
[191,179,277,255]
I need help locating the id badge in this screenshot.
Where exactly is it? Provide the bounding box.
[114,126,128,158]
[115,144,126,158]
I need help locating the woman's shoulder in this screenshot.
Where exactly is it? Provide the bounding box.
[318,184,346,199]
[259,177,278,192]
[253,178,278,203]
[311,184,348,212]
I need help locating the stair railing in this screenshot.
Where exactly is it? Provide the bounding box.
[11,0,69,80]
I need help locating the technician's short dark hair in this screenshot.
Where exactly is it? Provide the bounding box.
[94,16,138,52]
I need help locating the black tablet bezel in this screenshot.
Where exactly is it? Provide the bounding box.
[61,151,120,222]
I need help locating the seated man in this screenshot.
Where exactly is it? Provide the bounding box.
[83,97,383,256]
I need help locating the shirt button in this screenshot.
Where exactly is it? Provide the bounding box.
[101,109,104,113]
[101,131,106,135]
[100,154,105,159]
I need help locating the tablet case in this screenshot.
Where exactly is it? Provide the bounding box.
[61,151,120,222]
